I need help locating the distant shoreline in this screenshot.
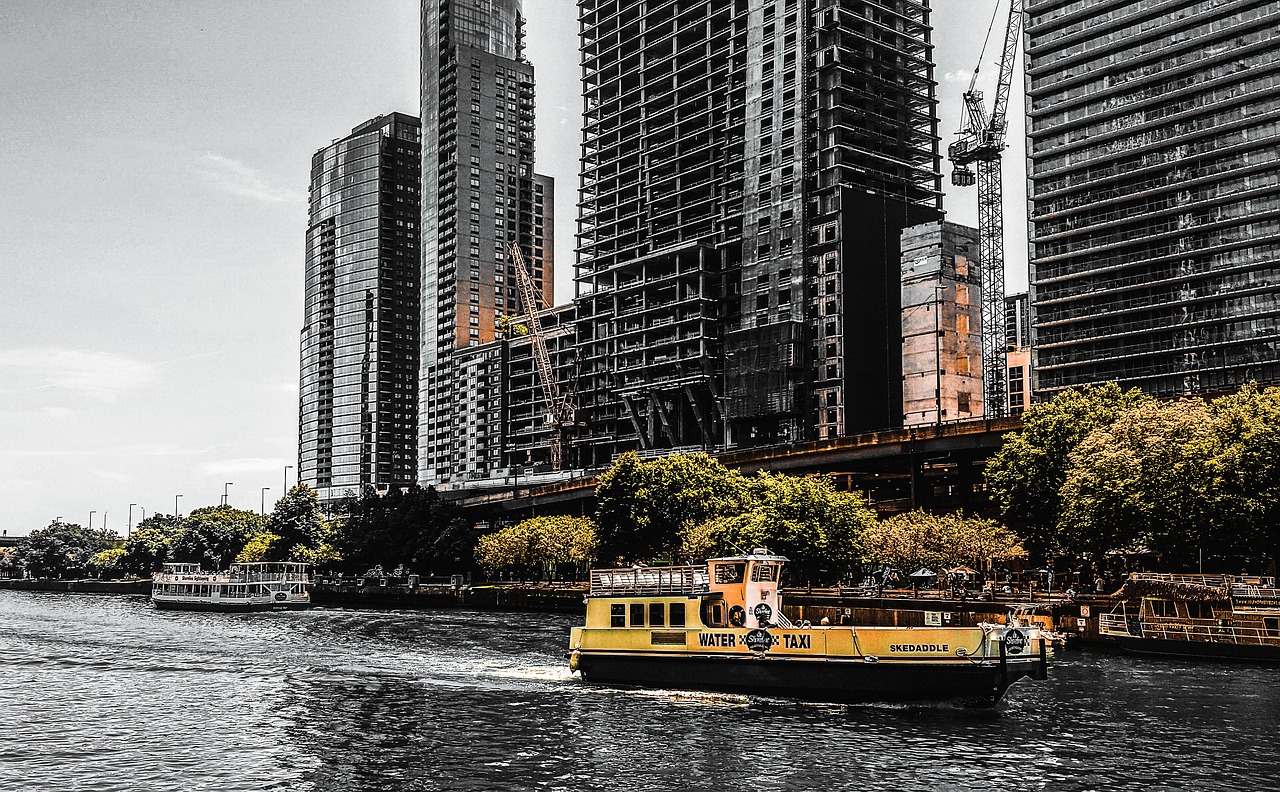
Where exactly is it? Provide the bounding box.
[0,578,150,595]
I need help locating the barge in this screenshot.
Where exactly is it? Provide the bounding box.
[152,562,311,612]
[1099,573,1280,662]
[569,550,1047,706]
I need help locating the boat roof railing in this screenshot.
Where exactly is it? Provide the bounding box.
[1128,572,1276,589]
[590,564,710,597]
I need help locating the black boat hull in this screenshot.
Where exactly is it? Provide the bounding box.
[577,652,1043,707]
[1108,635,1280,663]
[152,599,310,613]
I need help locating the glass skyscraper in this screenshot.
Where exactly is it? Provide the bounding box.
[299,113,421,502]
[419,0,554,484]
[1026,0,1280,396]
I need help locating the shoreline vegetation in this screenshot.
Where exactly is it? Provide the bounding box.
[5,382,1277,587]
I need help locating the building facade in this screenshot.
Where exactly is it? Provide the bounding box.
[299,113,421,502]
[901,222,984,426]
[1026,0,1280,396]
[419,0,554,485]
[1005,292,1030,414]
[573,0,942,468]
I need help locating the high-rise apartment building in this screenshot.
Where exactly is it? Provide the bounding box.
[1026,1,1280,396]
[573,0,941,467]
[900,222,984,426]
[1005,292,1030,414]
[299,113,421,502]
[419,0,554,485]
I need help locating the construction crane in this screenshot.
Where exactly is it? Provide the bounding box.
[948,0,1023,419]
[507,241,575,471]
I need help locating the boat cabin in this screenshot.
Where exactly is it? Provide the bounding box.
[585,549,789,632]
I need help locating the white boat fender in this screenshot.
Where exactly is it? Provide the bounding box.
[863,655,879,663]
[569,649,581,672]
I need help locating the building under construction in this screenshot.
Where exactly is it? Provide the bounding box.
[1026,0,1280,396]
[572,0,942,468]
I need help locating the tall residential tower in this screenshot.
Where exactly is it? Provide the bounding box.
[419,0,554,485]
[1026,0,1280,396]
[573,0,941,466]
[299,112,421,502]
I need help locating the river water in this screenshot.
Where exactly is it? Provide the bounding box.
[2,591,1277,792]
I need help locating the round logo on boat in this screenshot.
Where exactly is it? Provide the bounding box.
[728,605,747,627]
[274,592,288,602]
[753,603,773,625]
[745,629,773,653]
[1004,628,1027,655]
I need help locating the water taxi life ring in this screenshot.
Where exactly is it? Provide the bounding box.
[729,605,747,627]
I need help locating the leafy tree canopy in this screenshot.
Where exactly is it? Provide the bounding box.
[334,485,470,572]
[170,506,264,571]
[15,521,114,579]
[985,383,1150,553]
[860,510,1025,574]
[120,515,184,574]
[474,515,597,577]
[264,484,327,560]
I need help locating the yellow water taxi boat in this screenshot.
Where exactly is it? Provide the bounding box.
[569,550,1047,707]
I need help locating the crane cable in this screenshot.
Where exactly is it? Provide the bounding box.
[968,0,1005,94]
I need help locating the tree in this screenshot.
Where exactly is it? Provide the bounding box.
[334,485,470,572]
[236,532,282,563]
[120,514,184,574]
[985,383,1150,553]
[474,516,598,579]
[1197,384,1280,564]
[88,548,126,576]
[170,506,264,570]
[860,510,1026,575]
[1058,399,1214,565]
[264,484,327,561]
[678,472,876,582]
[15,521,113,579]
[0,547,16,578]
[595,452,749,563]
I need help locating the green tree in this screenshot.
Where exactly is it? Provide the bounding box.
[87,547,126,575]
[171,506,264,570]
[334,485,471,573]
[1058,399,1215,565]
[678,473,875,582]
[236,532,282,563]
[15,521,113,578]
[264,484,327,561]
[860,510,1025,574]
[120,516,184,574]
[474,516,598,579]
[1197,384,1280,564]
[985,383,1150,553]
[595,452,749,563]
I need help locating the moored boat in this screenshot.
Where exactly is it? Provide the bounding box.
[569,550,1047,707]
[152,562,311,612]
[1099,573,1280,662]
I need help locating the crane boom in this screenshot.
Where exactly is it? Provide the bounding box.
[947,0,1023,420]
[508,242,572,470]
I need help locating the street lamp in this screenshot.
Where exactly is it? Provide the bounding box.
[89,510,95,529]
[223,482,234,508]
[128,503,137,535]
[284,465,293,494]
[175,495,183,519]
[261,487,270,516]
[102,511,107,533]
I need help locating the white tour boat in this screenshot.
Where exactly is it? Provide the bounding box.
[152,562,311,612]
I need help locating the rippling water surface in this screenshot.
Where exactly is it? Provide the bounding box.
[2,591,1278,791]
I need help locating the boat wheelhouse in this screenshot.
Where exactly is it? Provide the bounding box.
[1099,573,1280,662]
[569,550,1047,707]
[152,562,311,612]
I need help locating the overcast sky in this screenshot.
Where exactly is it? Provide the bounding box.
[0,1,1025,535]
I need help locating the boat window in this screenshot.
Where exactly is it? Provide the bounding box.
[630,603,645,627]
[714,563,746,584]
[1187,601,1214,619]
[649,602,665,627]
[1265,618,1280,638]
[670,602,686,627]
[1147,599,1176,618]
[751,564,779,583]
[610,604,625,627]
[701,599,724,627]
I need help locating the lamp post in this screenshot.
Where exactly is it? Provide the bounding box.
[89,510,96,529]
[175,495,183,519]
[223,482,233,508]
[140,506,146,523]
[102,511,107,533]
[128,503,137,535]
[261,487,270,516]
[284,465,293,495]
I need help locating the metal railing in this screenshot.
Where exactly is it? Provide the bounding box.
[590,565,709,596]
[1100,613,1280,646]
